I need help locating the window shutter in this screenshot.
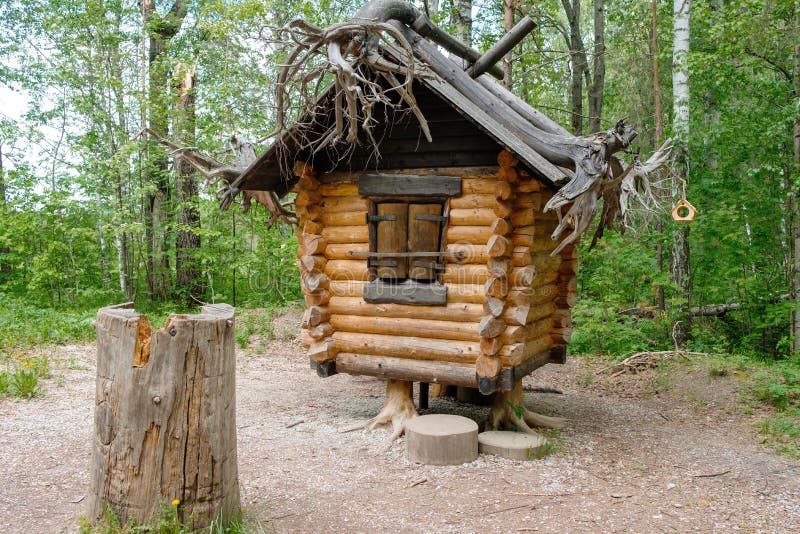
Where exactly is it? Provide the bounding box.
[408,204,443,281]
[375,203,408,279]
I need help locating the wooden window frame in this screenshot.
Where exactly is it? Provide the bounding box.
[356,174,461,306]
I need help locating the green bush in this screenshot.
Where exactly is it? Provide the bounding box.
[10,368,39,398]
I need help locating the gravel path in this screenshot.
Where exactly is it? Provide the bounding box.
[1,308,798,533]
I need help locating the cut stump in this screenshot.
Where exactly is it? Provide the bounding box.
[478,431,549,461]
[406,414,479,465]
[87,303,240,528]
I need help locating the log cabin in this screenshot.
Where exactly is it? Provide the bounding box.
[228,0,647,435]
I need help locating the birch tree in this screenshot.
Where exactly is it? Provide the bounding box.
[671,0,691,344]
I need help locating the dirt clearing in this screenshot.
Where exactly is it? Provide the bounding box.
[1,307,799,533]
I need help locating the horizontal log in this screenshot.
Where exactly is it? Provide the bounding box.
[328,296,484,322]
[480,336,503,356]
[335,353,479,388]
[479,316,505,338]
[554,292,577,308]
[449,208,496,226]
[503,301,557,326]
[308,322,333,340]
[446,225,493,245]
[331,331,480,363]
[524,317,554,341]
[511,209,534,227]
[449,193,496,209]
[532,254,561,273]
[308,339,336,363]
[517,178,542,193]
[551,327,573,344]
[302,306,330,328]
[491,217,511,236]
[497,165,519,183]
[497,150,518,168]
[330,314,478,342]
[293,161,317,179]
[296,204,320,221]
[551,308,573,328]
[530,270,559,288]
[507,284,557,306]
[303,288,331,307]
[303,220,324,235]
[320,211,367,227]
[462,177,499,194]
[487,258,509,278]
[318,196,368,213]
[446,284,487,303]
[484,276,509,298]
[300,254,327,274]
[493,200,513,218]
[475,354,502,380]
[324,260,370,281]
[446,244,488,264]
[326,243,368,260]
[321,226,369,244]
[302,271,329,293]
[487,235,510,258]
[509,265,536,287]
[495,181,513,201]
[498,335,553,366]
[329,280,485,304]
[318,183,358,196]
[483,297,506,317]
[295,190,322,207]
[303,234,327,255]
[442,264,490,284]
[513,193,543,210]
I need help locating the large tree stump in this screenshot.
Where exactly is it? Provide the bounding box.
[87,303,240,527]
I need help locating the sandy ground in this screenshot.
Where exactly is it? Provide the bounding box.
[1,306,799,533]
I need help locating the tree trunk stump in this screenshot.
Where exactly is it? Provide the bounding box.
[87,303,240,527]
[406,414,478,465]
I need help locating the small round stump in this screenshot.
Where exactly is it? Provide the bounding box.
[406,414,479,465]
[478,431,549,461]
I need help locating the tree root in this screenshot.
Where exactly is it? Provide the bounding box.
[341,379,418,452]
[486,380,567,434]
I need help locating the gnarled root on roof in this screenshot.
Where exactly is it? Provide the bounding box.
[342,379,418,451]
[486,380,566,434]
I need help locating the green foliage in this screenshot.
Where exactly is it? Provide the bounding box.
[743,360,800,458]
[10,368,39,398]
[0,295,96,349]
[78,502,269,534]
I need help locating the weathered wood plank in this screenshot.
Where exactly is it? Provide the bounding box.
[359,174,461,197]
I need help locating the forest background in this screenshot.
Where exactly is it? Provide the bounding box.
[0,1,798,389]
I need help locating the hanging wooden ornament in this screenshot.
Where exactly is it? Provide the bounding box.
[671,198,697,222]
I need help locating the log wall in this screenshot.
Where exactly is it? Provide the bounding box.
[294,158,572,387]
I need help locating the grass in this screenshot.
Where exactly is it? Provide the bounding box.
[79,503,271,534]
[0,353,51,399]
[234,308,280,351]
[0,295,96,350]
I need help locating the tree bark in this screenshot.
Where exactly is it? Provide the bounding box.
[652,0,665,310]
[88,303,240,528]
[588,0,606,133]
[174,63,202,304]
[791,3,800,353]
[671,0,692,345]
[562,0,586,135]
[503,0,515,89]
[453,0,472,46]
[140,0,188,300]
[0,142,8,275]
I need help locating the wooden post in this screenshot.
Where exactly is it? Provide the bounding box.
[88,303,240,528]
